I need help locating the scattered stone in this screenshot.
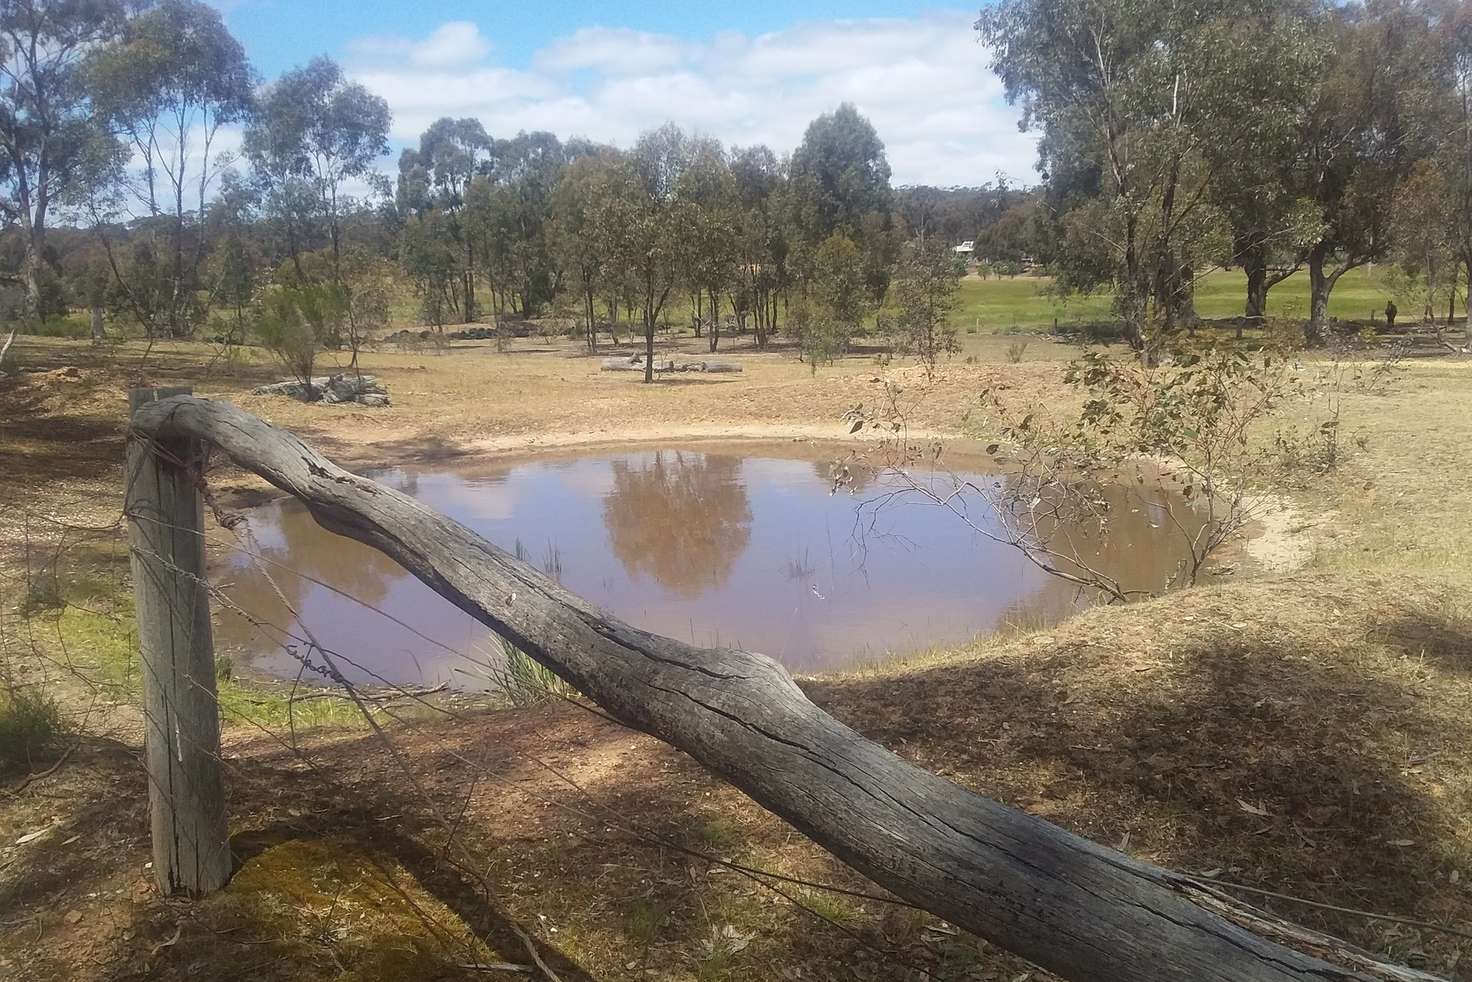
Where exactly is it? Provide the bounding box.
[252,373,390,407]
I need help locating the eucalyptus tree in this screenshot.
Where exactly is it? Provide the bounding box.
[788,103,892,290]
[1390,159,1460,321]
[85,0,255,338]
[788,103,892,244]
[889,237,962,377]
[1399,0,1472,327]
[244,57,390,285]
[979,0,1274,357]
[397,117,493,322]
[470,130,566,316]
[606,123,689,382]
[549,149,622,351]
[206,172,260,341]
[678,136,739,352]
[729,143,787,347]
[1195,3,1329,323]
[796,231,869,370]
[0,0,129,319]
[1291,0,1446,343]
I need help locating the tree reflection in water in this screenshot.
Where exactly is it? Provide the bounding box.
[602,451,752,597]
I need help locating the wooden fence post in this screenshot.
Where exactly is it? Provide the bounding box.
[125,387,231,895]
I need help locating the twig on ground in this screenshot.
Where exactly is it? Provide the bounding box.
[509,922,564,982]
[4,740,78,796]
[458,963,533,974]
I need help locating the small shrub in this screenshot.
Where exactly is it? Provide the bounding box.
[1005,339,1030,363]
[26,315,89,339]
[965,325,978,335]
[0,687,65,775]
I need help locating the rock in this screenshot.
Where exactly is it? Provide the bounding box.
[252,373,389,407]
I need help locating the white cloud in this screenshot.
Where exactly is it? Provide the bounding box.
[534,27,693,75]
[351,20,493,69]
[344,10,1037,187]
[411,21,493,66]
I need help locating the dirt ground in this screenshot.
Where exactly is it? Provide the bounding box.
[5,328,1472,980]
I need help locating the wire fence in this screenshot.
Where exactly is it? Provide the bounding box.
[3,404,1466,982]
[1,452,970,982]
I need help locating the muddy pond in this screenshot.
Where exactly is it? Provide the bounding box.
[213,443,1203,688]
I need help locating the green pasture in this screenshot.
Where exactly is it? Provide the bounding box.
[952,265,1396,333]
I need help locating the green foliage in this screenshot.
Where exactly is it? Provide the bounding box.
[1389,160,1461,322]
[977,0,1431,349]
[468,131,568,316]
[252,276,348,395]
[792,232,870,371]
[0,0,130,319]
[550,151,622,350]
[0,686,64,775]
[83,0,255,340]
[888,237,962,376]
[788,103,891,244]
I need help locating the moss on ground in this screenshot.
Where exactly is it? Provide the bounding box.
[190,838,494,982]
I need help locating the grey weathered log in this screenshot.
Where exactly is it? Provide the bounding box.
[129,394,1441,982]
[125,388,231,896]
[600,356,742,374]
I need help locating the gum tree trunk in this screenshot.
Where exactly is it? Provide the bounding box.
[1307,243,1332,347]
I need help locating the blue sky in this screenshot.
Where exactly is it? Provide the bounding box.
[210,1,1037,187]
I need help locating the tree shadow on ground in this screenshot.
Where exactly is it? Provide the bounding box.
[1376,605,1472,674]
[10,578,1469,979]
[804,589,1472,965]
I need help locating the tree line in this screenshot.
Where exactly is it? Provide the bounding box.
[0,0,980,384]
[7,0,1469,378]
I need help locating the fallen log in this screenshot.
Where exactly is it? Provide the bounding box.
[128,393,1441,982]
[599,355,742,374]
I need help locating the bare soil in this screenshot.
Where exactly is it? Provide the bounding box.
[4,330,1472,980]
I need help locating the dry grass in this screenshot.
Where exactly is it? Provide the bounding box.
[5,328,1472,980]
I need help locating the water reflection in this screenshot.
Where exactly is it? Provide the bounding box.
[604,451,752,596]
[211,445,1207,688]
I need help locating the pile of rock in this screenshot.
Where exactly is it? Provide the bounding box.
[599,354,743,374]
[253,373,390,407]
[382,329,434,344]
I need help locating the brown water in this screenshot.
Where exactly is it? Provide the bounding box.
[212,445,1200,688]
